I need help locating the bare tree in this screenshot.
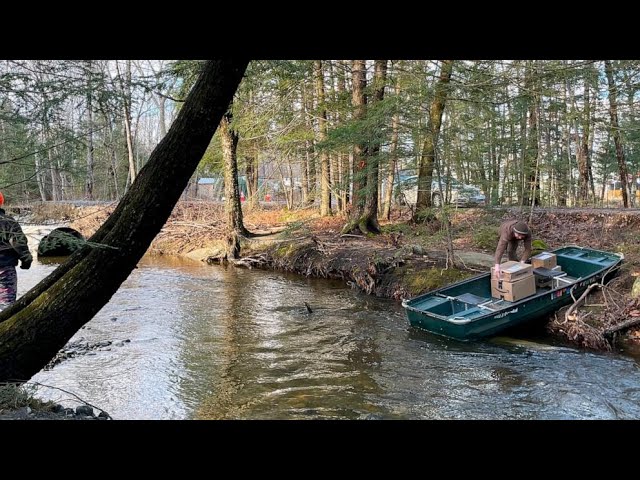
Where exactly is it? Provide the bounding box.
[115,60,137,189]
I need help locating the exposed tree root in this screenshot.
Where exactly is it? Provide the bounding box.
[549,277,640,350]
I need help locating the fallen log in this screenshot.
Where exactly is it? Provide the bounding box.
[603,317,640,338]
[565,283,600,323]
[231,254,269,269]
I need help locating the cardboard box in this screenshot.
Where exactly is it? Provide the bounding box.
[491,275,536,302]
[491,261,533,282]
[491,260,518,279]
[531,252,557,270]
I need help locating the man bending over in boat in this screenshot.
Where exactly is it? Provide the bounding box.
[494,220,531,279]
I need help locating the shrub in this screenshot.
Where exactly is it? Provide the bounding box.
[532,239,549,255]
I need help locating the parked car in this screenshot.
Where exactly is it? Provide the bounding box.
[394,174,485,207]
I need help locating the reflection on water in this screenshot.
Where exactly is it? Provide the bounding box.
[21,253,640,420]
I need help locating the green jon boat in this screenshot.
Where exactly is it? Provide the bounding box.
[402,246,623,340]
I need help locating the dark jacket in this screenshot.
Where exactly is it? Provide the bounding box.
[0,208,32,268]
[494,219,532,264]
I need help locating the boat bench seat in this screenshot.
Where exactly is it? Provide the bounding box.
[453,293,492,305]
[453,307,481,318]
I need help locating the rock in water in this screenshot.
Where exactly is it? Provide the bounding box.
[37,227,85,257]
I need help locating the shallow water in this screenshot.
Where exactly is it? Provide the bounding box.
[20,252,640,420]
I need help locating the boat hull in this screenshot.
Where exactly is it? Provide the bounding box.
[403,246,622,340]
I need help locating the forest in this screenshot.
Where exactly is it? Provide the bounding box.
[1,60,640,420]
[2,60,639,217]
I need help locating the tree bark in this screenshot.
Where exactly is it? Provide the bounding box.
[360,59,387,233]
[523,60,540,207]
[85,60,95,200]
[382,99,399,220]
[415,60,453,219]
[0,59,249,383]
[314,60,331,216]
[604,60,630,208]
[343,60,368,233]
[220,110,252,258]
[116,60,137,188]
[245,152,257,209]
[576,73,591,206]
[302,83,316,205]
[327,61,341,213]
[336,60,350,212]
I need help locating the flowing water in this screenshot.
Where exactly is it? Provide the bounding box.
[17,227,640,419]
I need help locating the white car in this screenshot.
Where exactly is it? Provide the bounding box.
[395,174,485,207]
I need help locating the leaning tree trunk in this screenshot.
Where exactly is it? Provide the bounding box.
[0,59,249,383]
[116,60,137,189]
[604,60,630,208]
[415,60,453,221]
[220,110,252,259]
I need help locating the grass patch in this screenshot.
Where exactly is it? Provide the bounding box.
[381,223,413,235]
[618,241,640,258]
[472,225,498,250]
[402,266,472,295]
[0,383,56,413]
[273,240,312,259]
[279,220,310,238]
[532,239,549,255]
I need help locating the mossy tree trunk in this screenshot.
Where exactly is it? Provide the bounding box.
[0,59,249,383]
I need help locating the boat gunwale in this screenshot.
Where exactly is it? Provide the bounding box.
[402,246,623,326]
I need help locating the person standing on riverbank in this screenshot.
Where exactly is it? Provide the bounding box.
[0,192,32,309]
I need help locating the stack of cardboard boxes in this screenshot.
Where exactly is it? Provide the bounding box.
[530,251,559,288]
[491,261,536,302]
[530,251,577,288]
